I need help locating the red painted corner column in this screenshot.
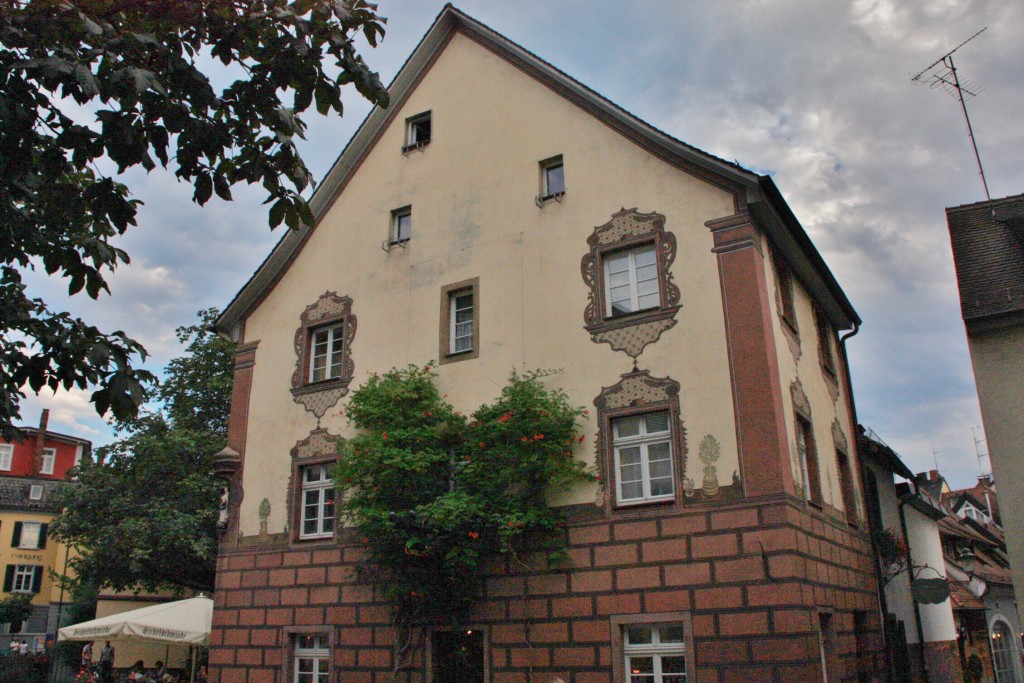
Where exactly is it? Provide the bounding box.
[706,211,795,498]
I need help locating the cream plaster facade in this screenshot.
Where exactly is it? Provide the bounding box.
[234,32,754,537]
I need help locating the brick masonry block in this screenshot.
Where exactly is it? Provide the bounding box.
[357,648,391,668]
[280,587,308,605]
[312,547,342,564]
[552,646,597,667]
[530,621,569,643]
[265,608,293,626]
[641,539,687,564]
[250,629,278,647]
[357,604,391,624]
[645,589,690,612]
[594,543,639,566]
[235,648,263,666]
[252,588,281,607]
[575,671,612,683]
[596,591,641,616]
[719,610,769,636]
[746,582,804,608]
[296,566,326,585]
[240,570,268,588]
[570,524,611,546]
[661,513,708,536]
[690,532,739,559]
[282,550,312,566]
[225,590,253,608]
[551,596,594,619]
[710,507,760,530]
[613,520,659,540]
[722,666,775,683]
[295,607,325,625]
[572,619,610,643]
[268,568,296,586]
[713,556,764,583]
[223,629,249,647]
[664,561,712,586]
[227,554,255,570]
[565,547,592,569]
[692,613,716,638]
[741,527,799,554]
[217,668,245,683]
[507,597,548,621]
[341,584,374,603]
[327,605,357,624]
[327,564,356,584]
[616,566,661,590]
[571,569,613,593]
[237,608,267,626]
[508,646,550,668]
[217,571,241,590]
[696,638,750,665]
[248,668,276,683]
[309,585,339,604]
[750,635,815,662]
[339,626,373,646]
[255,552,283,568]
[527,572,567,595]
[694,586,743,611]
[491,623,526,644]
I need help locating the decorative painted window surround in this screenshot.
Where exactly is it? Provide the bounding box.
[610,612,695,683]
[594,370,687,511]
[791,380,822,507]
[291,292,357,419]
[439,278,479,365]
[289,429,341,544]
[581,208,681,360]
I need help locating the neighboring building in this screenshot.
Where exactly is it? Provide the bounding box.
[947,193,1024,625]
[861,425,1023,683]
[0,410,88,649]
[211,7,886,681]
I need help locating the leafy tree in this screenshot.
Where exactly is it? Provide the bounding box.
[50,309,234,593]
[0,594,33,633]
[335,365,594,639]
[0,0,389,441]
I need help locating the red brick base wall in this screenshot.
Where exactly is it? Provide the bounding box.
[210,494,887,683]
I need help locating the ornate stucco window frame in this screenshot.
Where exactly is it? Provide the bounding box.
[288,429,341,545]
[594,371,687,513]
[290,292,357,418]
[581,209,681,360]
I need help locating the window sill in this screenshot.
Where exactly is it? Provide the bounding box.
[297,534,335,543]
[612,496,678,511]
[586,305,680,335]
[401,140,430,154]
[291,376,353,397]
[536,191,565,207]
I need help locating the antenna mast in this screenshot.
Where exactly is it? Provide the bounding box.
[912,28,991,203]
[970,425,990,479]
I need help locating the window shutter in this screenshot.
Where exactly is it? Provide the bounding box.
[38,524,47,550]
[31,566,42,594]
[2,566,12,593]
[11,522,21,548]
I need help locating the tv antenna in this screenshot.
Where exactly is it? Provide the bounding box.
[970,425,990,478]
[911,28,991,203]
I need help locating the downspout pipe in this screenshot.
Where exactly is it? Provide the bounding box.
[840,323,896,676]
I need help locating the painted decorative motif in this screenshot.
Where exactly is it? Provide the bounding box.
[258,497,271,536]
[593,369,680,412]
[581,208,681,360]
[291,428,341,461]
[291,291,357,418]
[831,419,848,454]
[698,434,721,497]
[790,378,811,418]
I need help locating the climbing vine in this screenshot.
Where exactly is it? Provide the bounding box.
[334,365,593,630]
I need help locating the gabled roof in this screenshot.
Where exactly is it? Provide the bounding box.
[217,5,859,337]
[3,426,92,449]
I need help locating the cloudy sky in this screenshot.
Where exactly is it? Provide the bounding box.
[20,0,1023,489]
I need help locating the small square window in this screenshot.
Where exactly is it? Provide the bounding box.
[5,565,41,594]
[40,448,55,475]
[403,111,431,152]
[28,485,42,501]
[16,522,45,550]
[300,465,335,540]
[538,156,564,204]
[617,619,691,683]
[390,207,412,246]
[0,444,12,471]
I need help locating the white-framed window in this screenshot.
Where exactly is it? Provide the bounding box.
[40,448,56,475]
[623,622,688,683]
[293,633,329,683]
[15,522,45,550]
[300,465,335,540]
[604,246,660,317]
[403,111,431,152]
[539,155,565,202]
[796,416,821,505]
[449,291,474,354]
[28,485,42,501]
[390,206,412,245]
[0,444,12,471]
[10,565,38,594]
[613,412,674,504]
[309,324,345,384]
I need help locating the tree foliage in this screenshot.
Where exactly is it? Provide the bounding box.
[50,309,233,593]
[335,365,594,630]
[0,0,389,441]
[0,594,33,632]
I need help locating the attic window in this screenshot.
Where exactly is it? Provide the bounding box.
[537,155,565,205]
[403,112,431,153]
[28,485,42,501]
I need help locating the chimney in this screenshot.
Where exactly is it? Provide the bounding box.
[34,409,49,475]
[928,469,939,482]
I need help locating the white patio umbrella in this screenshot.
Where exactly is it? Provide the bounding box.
[57,596,213,645]
[58,596,213,683]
